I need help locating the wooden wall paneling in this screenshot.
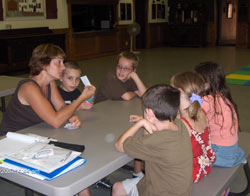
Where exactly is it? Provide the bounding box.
[204,0,215,22]
[236,0,250,48]
[236,22,249,48]
[0,39,8,73]
[46,0,57,19]
[70,30,118,60]
[71,34,98,59]
[168,24,206,47]
[51,28,69,57]
[0,40,10,73]
[10,40,28,71]
[66,1,120,60]
[135,0,147,49]
[236,1,249,48]
[118,26,130,51]
[145,0,167,49]
[145,0,151,49]
[206,22,217,46]
[149,24,159,47]
[0,63,9,74]
[159,23,168,46]
[149,23,168,48]
[248,23,250,48]
[145,23,151,49]
[67,0,119,5]
[0,28,65,74]
[99,32,118,53]
[206,0,217,47]
[0,0,3,21]
[238,0,249,22]
[66,3,73,59]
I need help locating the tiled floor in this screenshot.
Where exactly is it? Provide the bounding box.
[1,46,250,195]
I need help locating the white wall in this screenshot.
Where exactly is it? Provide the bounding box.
[0,0,68,30]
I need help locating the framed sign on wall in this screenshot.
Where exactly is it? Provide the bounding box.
[4,0,45,18]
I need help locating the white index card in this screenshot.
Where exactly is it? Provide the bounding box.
[80,75,91,86]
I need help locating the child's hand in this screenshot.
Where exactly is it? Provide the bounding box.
[69,115,81,128]
[130,115,143,122]
[79,101,93,110]
[128,71,138,80]
[81,85,96,100]
[140,119,157,134]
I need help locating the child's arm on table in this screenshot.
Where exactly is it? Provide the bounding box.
[120,72,147,101]
[77,101,93,110]
[21,81,95,129]
[121,91,137,101]
[130,115,149,136]
[115,119,157,152]
[130,115,143,122]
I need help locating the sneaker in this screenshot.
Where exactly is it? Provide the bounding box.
[132,172,144,178]
[94,178,112,190]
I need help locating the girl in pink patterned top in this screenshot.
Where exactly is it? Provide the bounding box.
[195,62,246,167]
[171,71,216,183]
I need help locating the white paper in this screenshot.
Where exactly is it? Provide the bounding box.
[11,142,54,160]
[6,143,80,173]
[80,75,91,86]
[26,133,53,143]
[64,123,78,130]
[0,138,32,160]
[0,132,80,173]
[6,132,38,144]
[6,132,52,144]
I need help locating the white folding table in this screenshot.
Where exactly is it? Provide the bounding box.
[0,98,143,196]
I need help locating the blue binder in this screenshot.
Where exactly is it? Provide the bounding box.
[4,156,86,181]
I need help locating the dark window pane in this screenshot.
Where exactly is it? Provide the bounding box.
[127,3,131,20]
[152,4,156,19]
[71,4,114,32]
[157,4,165,19]
[120,3,126,20]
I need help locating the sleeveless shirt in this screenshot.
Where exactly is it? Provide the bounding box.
[181,117,216,183]
[0,79,52,135]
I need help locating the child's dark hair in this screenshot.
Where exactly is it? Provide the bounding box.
[194,62,239,133]
[143,84,180,121]
[62,61,81,76]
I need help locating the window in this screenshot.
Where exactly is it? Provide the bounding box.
[148,0,168,23]
[71,4,115,32]
[227,3,233,19]
[118,0,133,25]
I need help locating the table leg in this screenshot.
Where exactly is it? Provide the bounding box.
[0,97,6,112]
[25,188,34,196]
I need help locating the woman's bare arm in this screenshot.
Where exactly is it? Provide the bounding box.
[19,81,95,128]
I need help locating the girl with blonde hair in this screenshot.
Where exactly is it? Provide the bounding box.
[171,71,216,183]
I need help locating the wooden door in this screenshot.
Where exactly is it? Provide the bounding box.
[218,0,237,45]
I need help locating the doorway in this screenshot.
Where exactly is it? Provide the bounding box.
[217,0,237,46]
